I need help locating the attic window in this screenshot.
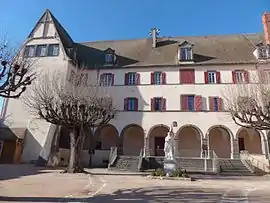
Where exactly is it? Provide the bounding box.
[105,53,114,63]
[178,41,194,62]
[256,44,270,59]
[180,47,193,61]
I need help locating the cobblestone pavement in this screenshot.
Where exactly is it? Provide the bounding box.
[1,166,270,202]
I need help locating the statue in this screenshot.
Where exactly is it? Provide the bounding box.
[164,125,175,161]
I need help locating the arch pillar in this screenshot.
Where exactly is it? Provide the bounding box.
[174,136,179,157]
[232,138,239,159]
[201,138,208,158]
[144,135,150,157]
[260,130,269,158]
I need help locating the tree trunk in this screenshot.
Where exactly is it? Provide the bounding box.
[65,127,86,173]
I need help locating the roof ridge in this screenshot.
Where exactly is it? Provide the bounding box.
[77,32,262,44]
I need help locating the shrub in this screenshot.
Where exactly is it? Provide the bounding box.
[171,168,183,177]
[152,168,166,176]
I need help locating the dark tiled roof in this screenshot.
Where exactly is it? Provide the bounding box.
[40,10,264,67]
[76,33,264,68]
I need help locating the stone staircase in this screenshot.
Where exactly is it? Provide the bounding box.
[109,156,141,171]
[218,159,256,176]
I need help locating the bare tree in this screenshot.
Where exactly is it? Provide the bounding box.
[23,70,117,173]
[0,37,35,98]
[223,70,270,131]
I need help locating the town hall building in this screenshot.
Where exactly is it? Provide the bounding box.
[0,9,270,172]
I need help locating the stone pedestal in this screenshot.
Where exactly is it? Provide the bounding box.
[164,160,176,176]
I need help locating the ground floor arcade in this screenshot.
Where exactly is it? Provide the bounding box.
[57,124,269,163]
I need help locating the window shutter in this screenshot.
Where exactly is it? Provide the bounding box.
[151,72,154,84]
[216,72,221,84]
[135,98,139,111]
[208,96,214,111]
[135,73,140,85]
[111,74,114,85]
[162,98,166,111]
[204,72,208,84]
[124,73,129,85]
[232,71,236,84]
[189,69,195,84]
[124,98,128,111]
[180,95,188,111]
[194,95,203,111]
[244,71,249,83]
[218,97,223,111]
[151,98,155,111]
[162,72,166,84]
[180,69,195,84]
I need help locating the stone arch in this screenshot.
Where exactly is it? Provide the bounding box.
[120,124,144,156]
[206,125,232,158]
[236,127,262,154]
[94,124,119,150]
[176,124,203,157]
[148,124,170,156]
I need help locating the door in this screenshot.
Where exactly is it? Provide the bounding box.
[238,137,245,152]
[155,137,165,156]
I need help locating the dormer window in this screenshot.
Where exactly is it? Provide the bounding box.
[255,43,270,59]
[105,53,114,63]
[178,41,194,62]
[104,48,116,65]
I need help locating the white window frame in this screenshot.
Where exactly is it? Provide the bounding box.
[128,73,136,85]
[180,47,193,61]
[154,72,162,84]
[100,73,113,86]
[208,71,216,84]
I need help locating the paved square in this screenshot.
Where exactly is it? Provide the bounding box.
[1,165,270,202]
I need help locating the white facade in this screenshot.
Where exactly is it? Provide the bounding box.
[2,9,270,165]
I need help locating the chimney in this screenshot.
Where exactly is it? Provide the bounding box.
[262,12,270,44]
[149,28,160,48]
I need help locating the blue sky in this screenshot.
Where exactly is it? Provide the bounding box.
[0,0,269,45]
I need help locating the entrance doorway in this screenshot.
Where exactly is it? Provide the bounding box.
[238,137,245,152]
[155,137,165,156]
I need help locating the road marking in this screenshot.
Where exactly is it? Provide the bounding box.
[88,176,107,197]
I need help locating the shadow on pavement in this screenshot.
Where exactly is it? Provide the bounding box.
[0,164,50,181]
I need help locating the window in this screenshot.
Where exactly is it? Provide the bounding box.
[48,44,60,56]
[36,44,47,57]
[205,71,221,84]
[100,73,114,86]
[24,45,36,57]
[180,69,195,84]
[154,72,162,84]
[233,70,249,84]
[209,96,223,111]
[124,97,138,111]
[153,97,163,111]
[125,72,140,85]
[180,47,193,61]
[181,95,202,111]
[105,53,114,63]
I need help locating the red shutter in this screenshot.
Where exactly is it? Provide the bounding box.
[151,98,155,111]
[181,95,188,111]
[135,73,140,85]
[244,71,249,83]
[180,69,195,84]
[209,97,214,111]
[204,72,208,84]
[124,73,129,85]
[195,95,203,111]
[162,98,166,111]
[135,98,138,111]
[162,72,166,84]
[111,74,114,85]
[216,71,221,84]
[218,97,223,111]
[124,98,128,111]
[151,72,154,84]
[232,71,236,84]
